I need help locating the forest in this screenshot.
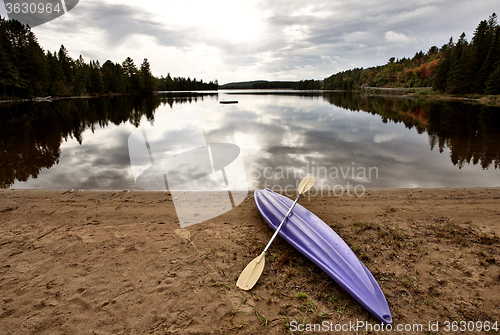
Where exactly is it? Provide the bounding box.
[250,80,322,90]
[323,13,500,95]
[0,16,218,99]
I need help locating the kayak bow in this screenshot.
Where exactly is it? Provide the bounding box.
[254,188,392,324]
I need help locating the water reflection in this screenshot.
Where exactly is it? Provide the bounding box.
[0,93,217,188]
[1,91,499,190]
[323,93,500,170]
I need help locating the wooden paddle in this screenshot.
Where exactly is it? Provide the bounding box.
[236,176,316,290]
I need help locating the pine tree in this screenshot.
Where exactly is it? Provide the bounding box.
[1,17,49,97]
[26,30,50,96]
[112,63,126,93]
[165,73,174,90]
[122,57,137,77]
[434,38,455,92]
[140,58,156,93]
[446,33,474,94]
[101,60,115,93]
[0,22,23,97]
[58,44,75,89]
[122,57,140,93]
[48,51,69,96]
[472,14,498,92]
[89,60,104,94]
[73,55,90,95]
[485,62,500,94]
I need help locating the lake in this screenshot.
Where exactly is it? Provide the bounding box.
[1,91,499,193]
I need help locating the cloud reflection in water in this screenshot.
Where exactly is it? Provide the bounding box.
[4,92,500,190]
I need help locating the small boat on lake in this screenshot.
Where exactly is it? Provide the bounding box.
[219,100,238,104]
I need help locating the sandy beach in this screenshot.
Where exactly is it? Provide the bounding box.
[1,188,499,334]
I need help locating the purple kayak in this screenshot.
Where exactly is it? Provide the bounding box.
[254,188,392,324]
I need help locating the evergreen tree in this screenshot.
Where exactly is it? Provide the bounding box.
[73,55,90,95]
[446,33,474,94]
[48,51,70,96]
[21,25,50,96]
[472,15,498,92]
[89,60,104,94]
[57,45,75,89]
[1,16,218,99]
[0,24,23,97]
[112,63,126,93]
[122,57,140,93]
[485,62,500,94]
[122,57,137,77]
[101,60,115,93]
[0,17,49,97]
[140,58,156,93]
[165,73,174,90]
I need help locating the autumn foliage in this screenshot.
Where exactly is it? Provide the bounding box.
[324,13,500,95]
[323,50,441,90]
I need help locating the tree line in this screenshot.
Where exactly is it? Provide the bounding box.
[0,16,218,99]
[158,75,218,91]
[323,50,440,91]
[324,13,500,95]
[251,80,322,90]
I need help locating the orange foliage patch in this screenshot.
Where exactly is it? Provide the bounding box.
[426,59,438,77]
[417,63,427,79]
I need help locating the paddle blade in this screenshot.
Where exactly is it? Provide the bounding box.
[298,176,315,194]
[236,251,266,290]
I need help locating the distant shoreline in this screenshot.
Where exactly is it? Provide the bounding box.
[0,94,118,104]
[2,89,499,107]
[417,92,500,107]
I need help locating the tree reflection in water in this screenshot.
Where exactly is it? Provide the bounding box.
[0,92,217,188]
[323,93,500,170]
[0,91,498,189]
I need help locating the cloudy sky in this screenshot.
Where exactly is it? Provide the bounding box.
[1,0,497,84]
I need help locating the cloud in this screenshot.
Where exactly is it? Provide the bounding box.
[374,133,400,143]
[49,1,192,48]
[384,31,416,44]
[17,0,500,83]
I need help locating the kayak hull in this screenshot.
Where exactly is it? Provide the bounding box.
[254,188,392,324]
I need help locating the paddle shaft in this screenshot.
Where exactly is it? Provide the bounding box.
[263,194,301,253]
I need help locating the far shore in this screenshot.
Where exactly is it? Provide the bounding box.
[2,89,500,107]
[352,87,500,107]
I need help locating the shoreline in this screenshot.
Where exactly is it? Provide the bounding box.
[2,89,500,107]
[353,87,500,106]
[416,92,500,107]
[4,185,499,192]
[1,187,499,334]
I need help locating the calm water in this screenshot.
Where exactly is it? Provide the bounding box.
[1,91,499,191]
